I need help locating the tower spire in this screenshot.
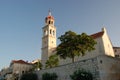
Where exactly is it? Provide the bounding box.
[48,9,51,16]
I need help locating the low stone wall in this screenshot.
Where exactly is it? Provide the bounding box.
[36,55,120,80]
[36,57,100,80]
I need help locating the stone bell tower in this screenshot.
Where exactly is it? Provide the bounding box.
[41,11,56,67]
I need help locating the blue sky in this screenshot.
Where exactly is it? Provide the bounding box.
[0,0,120,70]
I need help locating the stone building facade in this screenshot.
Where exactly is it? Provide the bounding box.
[10,60,33,75]
[38,12,120,80]
[0,60,33,80]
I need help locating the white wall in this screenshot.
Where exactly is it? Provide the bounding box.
[101,28,115,57]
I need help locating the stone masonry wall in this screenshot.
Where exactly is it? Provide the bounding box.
[97,55,120,80]
[36,57,100,80]
[36,55,120,80]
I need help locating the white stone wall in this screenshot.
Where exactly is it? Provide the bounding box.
[36,55,120,80]
[101,28,115,57]
[83,28,114,58]
[36,56,100,80]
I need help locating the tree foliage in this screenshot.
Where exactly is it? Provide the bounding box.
[70,69,93,80]
[56,31,96,62]
[20,73,38,80]
[42,72,58,80]
[45,54,59,68]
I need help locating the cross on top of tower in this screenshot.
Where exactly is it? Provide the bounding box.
[48,10,51,16]
[45,10,54,20]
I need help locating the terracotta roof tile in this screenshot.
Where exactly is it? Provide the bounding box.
[113,47,120,49]
[90,31,104,39]
[12,60,32,65]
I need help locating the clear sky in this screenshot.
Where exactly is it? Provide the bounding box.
[0,0,120,70]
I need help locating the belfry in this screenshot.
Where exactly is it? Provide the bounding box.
[41,11,57,67]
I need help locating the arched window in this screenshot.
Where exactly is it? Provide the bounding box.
[44,30,48,36]
[53,30,55,36]
[22,71,24,74]
[44,30,46,36]
[50,29,52,34]
[49,21,50,24]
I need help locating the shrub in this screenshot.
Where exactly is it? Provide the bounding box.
[42,72,58,80]
[70,69,93,80]
[20,73,38,80]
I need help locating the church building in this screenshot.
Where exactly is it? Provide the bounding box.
[37,12,120,80]
[41,11,115,66]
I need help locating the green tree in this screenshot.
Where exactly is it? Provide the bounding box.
[45,54,59,68]
[20,73,38,80]
[56,31,96,63]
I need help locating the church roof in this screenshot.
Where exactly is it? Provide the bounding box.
[46,15,54,20]
[113,47,120,49]
[91,31,104,39]
[12,60,32,65]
